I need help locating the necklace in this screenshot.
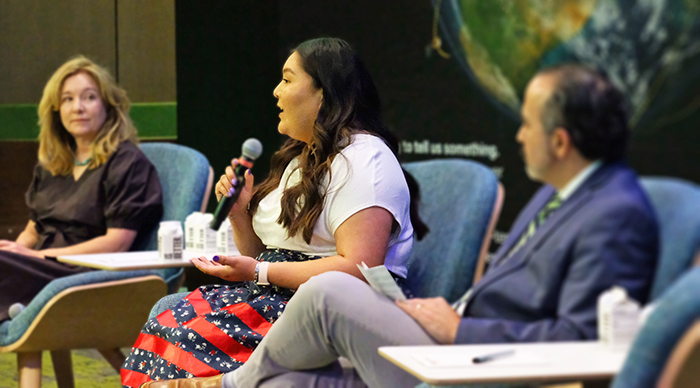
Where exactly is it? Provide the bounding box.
[74,157,92,166]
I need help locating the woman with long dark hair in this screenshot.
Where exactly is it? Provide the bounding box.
[123,38,415,387]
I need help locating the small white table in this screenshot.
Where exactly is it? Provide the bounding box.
[379,341,628,386]
[57,250,222,271]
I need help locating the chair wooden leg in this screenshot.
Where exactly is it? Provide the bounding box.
[98,348,126,373]
[17,351,42,388]
[50,350,74,388]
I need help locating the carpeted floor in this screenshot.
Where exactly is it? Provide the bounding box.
[0,349,123,387]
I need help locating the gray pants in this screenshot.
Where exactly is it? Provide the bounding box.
[223,271,437,388]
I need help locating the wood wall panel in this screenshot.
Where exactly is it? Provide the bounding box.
[117,0,176,102]
[0,0,176,242]
[0,0,116,104]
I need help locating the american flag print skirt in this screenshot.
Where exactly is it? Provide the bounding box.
[121,248,320,388]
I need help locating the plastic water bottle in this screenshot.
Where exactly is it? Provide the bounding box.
[194,213,217,253]
[184,212,203,251]
[158,221,183,260]
[598,286,640,347]
[216,221,240,256]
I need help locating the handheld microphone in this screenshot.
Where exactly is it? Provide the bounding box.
[210,138,263,230]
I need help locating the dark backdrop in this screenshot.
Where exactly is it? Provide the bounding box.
[175,1,699,252]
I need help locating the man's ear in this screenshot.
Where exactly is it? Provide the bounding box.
[551,127,571,159]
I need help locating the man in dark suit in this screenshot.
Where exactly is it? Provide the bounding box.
[143,65,659,388]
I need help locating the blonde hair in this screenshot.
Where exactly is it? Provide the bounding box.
[37,56,138,175]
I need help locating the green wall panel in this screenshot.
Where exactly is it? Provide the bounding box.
[0,103,177,141]
[130,102,177,139]
[0,104,39,140]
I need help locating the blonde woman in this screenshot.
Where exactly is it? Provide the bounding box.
[0,56,163,322]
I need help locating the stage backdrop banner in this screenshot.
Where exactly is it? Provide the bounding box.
[175,0,700,255]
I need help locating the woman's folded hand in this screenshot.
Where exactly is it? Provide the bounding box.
[0,240,43,259]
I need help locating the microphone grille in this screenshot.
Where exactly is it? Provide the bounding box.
[241,138,263,160]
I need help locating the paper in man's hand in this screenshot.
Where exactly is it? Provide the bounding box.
[357,261,407,301]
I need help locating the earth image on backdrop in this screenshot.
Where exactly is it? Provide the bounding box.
[437,0,700,133]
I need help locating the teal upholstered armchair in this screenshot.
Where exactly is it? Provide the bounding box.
[639,177,700,300]
[612,267,700,388]
[0,142,213,388]
[610,177,700,388]
[136,143,214,253]
[402,159,503,302]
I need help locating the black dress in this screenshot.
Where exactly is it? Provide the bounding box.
[0,141,163,321]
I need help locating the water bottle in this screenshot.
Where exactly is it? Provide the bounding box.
[598,286,640,347]
[184,212,203,251]
[158,221,183,260]
[216,221,240,256]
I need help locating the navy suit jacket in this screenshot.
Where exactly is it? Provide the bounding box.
[456,162,658,343]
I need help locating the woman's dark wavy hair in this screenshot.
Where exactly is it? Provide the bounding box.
[248,37,399,243]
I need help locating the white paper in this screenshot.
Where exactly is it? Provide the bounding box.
[413,351,548,368]
[357,262,407,301]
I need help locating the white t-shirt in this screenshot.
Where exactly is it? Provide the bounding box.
[252,133,413,278]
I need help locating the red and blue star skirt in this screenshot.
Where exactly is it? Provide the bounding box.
[121,249,318,388]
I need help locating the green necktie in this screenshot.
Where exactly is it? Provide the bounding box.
[452,194,563,315]
[505,194,563,261]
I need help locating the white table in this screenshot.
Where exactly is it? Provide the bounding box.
[57,250,222,271]
[379,341,628,386]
